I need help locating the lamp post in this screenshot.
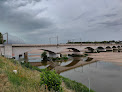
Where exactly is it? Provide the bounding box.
[2,32,8,44]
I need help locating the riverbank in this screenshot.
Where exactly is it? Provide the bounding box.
[0,56,94,92]
[88,52,122,66]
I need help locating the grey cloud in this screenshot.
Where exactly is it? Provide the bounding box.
[0,0,53,32]
[88,19,96,22]
[98,19,122,27]
[0,0,122,44]
[73,12,88,21]
[104,14,117,17]
[3,35,25,44]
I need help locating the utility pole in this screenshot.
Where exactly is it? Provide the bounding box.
[80,38,82,46]
[49,36,59,45]
[49,38,51,44]
[57,36,58,45]
[6,32,8,44]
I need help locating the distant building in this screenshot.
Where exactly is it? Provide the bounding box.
[110,42,116,44]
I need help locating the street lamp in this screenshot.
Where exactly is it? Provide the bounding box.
[2,32,8,44]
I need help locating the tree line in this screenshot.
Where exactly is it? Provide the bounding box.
[67,40,122,44]
[0,32,6,44]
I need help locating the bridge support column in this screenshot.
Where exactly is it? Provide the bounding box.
[4,45,12,58]
[24,52,28,63]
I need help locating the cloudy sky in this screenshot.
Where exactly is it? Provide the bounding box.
[0,0,122,44]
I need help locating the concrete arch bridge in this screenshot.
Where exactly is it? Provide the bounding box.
[0,44,122,58]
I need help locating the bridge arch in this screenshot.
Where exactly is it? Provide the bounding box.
[117,46,121,48]
[112,46,116,48]
[85,47,94,53]
[12,46,83,59]
[67,48,80,52]
[106,46,111,49]
[97,47,105,52]
[106,46,112,52]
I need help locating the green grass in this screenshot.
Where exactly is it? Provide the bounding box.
[61,76,95,92]
[7,71,27,86]
[0,56,95,92]
[0,57,41,92]
[20,60,95,92]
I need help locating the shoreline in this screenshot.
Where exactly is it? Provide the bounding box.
[88,52,122,66]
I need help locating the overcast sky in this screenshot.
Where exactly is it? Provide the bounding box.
[0,0,122,44]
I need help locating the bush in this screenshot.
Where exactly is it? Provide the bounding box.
[41,51,48,61]
[40,69,62,91]
[21,62,44,72]
[84,54,88,56]
[62,57,68,60]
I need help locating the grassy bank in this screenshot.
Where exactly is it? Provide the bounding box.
[0,56,41,92]
[0,56,95,92]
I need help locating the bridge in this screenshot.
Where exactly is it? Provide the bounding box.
[0,44,122,58]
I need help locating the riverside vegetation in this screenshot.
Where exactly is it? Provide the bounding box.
[0,56,95,92]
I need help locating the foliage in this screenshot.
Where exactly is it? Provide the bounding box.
[67,40,121,44]
[68,54,83,57]
[7,71,27,86]
[40,69,62,91]
[62,57,68,60]
[0,32,3,44]
[84,54,88,56]
[0,32,6,44]
[21,62,45,72]
[61,76,95,92]
[41,51,48,61]
[0,56,41,92]
[51,57,68,61]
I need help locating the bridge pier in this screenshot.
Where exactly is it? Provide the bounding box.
[24,52,28,63]
[4,45,12,58]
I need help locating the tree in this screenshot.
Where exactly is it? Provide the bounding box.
[0,32,3,44]
[41,51,48,61]
[0,32,6,44]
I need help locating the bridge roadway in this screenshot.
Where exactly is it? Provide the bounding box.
[0,43,122,58]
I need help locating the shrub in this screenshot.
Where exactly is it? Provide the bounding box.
[84,54,88,56]
[62,57,68,60]
[41,51,48,61]
[21,62,44,72]
[40,69,62,91]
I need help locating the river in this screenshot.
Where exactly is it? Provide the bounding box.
[18,53,122,92]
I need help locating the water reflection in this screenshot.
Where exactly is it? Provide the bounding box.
[60,61,122,92]
[18,53,122,92]
[18,53,87,73]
